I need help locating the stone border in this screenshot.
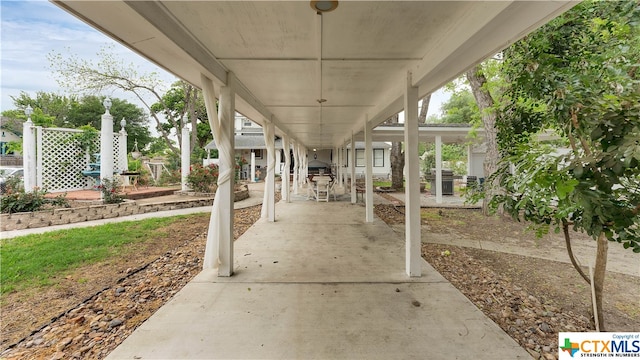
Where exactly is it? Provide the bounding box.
[0,185,250,232]
[173,184,249,202]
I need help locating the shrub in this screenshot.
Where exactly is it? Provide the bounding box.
[187,164,218,193]
[136,168,153,187]
[158,168,181,186]
[0,175,23,194]
[95,177,124,204]
[0,187,69,214]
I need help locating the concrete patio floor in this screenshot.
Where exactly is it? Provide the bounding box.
[106,198,530,359]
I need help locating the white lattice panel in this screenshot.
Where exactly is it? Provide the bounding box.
[38,128,127,192]
[113,134,127,173]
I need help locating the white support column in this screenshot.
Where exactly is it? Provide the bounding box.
[303,148,309,183]
[364,117,374,223]
[283,135,291,202]
[296,144,304,187]
[467,144,473,178]
[22,109,36,192]
[404,71,422,277]
[343,145,347,188]
[337,146,343,189]
[275,147,282,176]
[201,73,235,277]
[250,151,256,182]
[118,119,128,177]
[181,125,190,191]
[100,98,114,186]
[350,133,356,204]
[261,121,276,222]
[300,147,307,185]
[336,146,341,184]
[292,142,299,194]
[435,135,443,204]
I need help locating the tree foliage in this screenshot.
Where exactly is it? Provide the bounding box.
[7,91,73,126]
[438,90,480,124]
[476,0,640,330]
[150,81,212,153]
[48,45,187,157]
[66,96,152,153]
[496,0,640,252]
[48,45,213,162]
[3,93,152,154]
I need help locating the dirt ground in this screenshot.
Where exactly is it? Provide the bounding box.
[375,204,640,359]
[0,206,261,358]
[1,201,638,359]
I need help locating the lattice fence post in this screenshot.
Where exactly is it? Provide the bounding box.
[36,126,43,189]
[22,120,37,192]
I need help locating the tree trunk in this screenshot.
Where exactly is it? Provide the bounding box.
[388,94,431,190]
[390,141,405,190]
[563,221,591,284]
[466,64,500,215]
[418,94,432,123]
[187,85,199,153]
[386,113,404,190]
[593,232,608,331]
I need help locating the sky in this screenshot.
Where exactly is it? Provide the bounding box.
[0,0,177,113]
[1,0,448,119]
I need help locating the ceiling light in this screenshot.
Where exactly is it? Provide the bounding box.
[310,1,338,13]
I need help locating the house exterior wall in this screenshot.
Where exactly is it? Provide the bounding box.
[469,144,486,178]
[1,130,21,155]
[235,115,261,133]
[344,147,391,179]
[311,149,332,165]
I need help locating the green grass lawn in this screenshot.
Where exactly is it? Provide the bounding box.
[0,216,191,295]
[373,180,392,188]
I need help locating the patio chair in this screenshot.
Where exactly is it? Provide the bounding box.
[316,179,330,202]
[327,178,337,201]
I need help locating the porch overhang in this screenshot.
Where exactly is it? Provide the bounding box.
[53,1,576,150]
[361,124,484,144]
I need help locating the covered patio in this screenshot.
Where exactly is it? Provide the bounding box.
[106,199,529,359]
[54,1,575,357]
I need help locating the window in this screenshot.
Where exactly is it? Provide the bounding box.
[346,149,383,167]
[373,149,384,167]
[243,118,252,127]
[253,149,262,159]
[356,149,365,167]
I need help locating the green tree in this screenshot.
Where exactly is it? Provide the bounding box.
[150,81,212,156]
[482,0,640,330]
[65,96,152,153]
[147,137,172,156]
[8,91,75,126]
[467,64,502,215]
[2,92,152,154]
[2,106,55,127]
[48,45,186,157]
[439,90,480,124]
[420,143,467,176]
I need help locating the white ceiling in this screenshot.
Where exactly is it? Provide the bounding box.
[54,1,575,150]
